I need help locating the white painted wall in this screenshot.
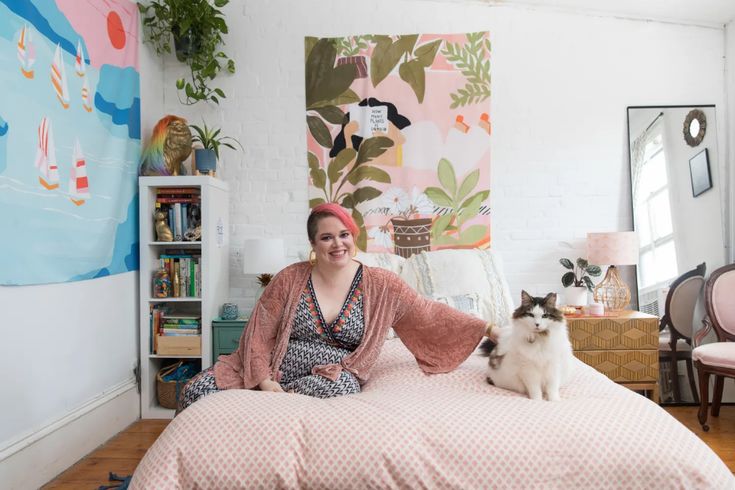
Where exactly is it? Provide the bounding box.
[158,0,727,311]
[0,30,163,490]
[726,21,735,264]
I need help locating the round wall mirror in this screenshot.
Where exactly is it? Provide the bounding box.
[683,109,706,146]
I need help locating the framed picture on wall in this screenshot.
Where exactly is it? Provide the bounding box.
[689,148,712,197]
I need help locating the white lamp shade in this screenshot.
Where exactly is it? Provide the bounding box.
[587,232,639,266]
[242,238,287,274]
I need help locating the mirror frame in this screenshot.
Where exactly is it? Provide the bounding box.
[683,109,707,147]
[625,104,716,311]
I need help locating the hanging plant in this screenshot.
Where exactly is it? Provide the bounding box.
[138,0,235,105]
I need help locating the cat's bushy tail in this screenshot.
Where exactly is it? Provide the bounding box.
[478,338,496,357]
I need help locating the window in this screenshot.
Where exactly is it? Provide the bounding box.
[634,131,678,289]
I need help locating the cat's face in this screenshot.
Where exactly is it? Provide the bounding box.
[512,291,564,333]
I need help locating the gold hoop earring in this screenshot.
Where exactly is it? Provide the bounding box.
[352,248,357,258]
[309,250,317,266]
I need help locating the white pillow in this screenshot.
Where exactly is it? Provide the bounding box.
[355,252,405,275]
[400,249,513,327]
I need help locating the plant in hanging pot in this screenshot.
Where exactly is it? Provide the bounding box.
[559,257,602,307]
[189,121,243,177]
[138,0,235,105]
[335,35,370,78]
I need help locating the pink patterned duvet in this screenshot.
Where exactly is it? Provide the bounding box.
[131,341,733,489]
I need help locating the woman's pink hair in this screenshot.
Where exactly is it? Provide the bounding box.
[307,203,360,241]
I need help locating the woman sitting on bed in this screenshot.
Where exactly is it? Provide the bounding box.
[178,203,494,412]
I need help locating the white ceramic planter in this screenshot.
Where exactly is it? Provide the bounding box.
[565,286,589,307]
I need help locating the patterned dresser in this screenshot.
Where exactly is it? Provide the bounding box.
[566,311,659,401]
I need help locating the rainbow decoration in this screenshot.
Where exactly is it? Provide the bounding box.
[140,115,187,176]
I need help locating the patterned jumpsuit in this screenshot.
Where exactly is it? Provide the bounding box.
[178,266,364,413]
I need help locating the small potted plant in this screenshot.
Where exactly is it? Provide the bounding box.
[190,121,243,177]
[560,257,602,306]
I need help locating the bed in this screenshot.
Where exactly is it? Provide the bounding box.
[131,250,733,489]
[131,339,733,489]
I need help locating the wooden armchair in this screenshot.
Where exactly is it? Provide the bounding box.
[659,262,706,403]
[693,263,735,431]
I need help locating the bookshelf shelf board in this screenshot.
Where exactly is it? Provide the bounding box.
[148,297,202,303]
[149,241,202,247]
[148,354,202,359]
[140,175,228,190]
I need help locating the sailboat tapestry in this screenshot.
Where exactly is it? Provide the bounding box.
[305,33,491,257]
[0,0,140,285]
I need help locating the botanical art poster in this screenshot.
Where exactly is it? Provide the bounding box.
[305,32,491,257]
[0,0,140,285]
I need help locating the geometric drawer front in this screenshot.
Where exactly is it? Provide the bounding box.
[573,349,659,382]
[568,317,658,350]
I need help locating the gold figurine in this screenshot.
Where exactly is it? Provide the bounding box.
[140,115,193,176]
[154,210,174,242]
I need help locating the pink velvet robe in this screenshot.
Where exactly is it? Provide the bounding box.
[214,262,487,390]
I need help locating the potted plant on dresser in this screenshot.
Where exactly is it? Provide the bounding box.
[560,257,601,307]
[190,121,243,177]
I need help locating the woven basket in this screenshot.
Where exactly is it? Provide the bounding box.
[156,361,184,409]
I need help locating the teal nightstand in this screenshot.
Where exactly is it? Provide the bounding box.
[212,318,248,359]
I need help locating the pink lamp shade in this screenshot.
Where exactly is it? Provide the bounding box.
[586,232,639,266]
[586,232,638,311]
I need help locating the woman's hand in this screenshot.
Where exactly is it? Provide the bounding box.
[258,379,285,393]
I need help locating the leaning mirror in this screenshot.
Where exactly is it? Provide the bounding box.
[627,105,727,405]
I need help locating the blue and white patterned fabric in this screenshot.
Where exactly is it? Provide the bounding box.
[279,265,364,398]
[432,292,482,318]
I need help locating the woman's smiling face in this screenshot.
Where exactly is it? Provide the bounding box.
[311,216,355,267]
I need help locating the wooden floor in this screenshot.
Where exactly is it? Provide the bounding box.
[43,406,734,489]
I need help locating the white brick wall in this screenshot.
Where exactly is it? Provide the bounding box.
[152,0,725,313]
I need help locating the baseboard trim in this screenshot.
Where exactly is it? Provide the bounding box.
[0,379,139,490]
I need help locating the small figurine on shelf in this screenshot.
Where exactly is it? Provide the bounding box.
[153,268,171,298]
[154,210,174,242]
[184,226,202,241]
[183,204,201,242]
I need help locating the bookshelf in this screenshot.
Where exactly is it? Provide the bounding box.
[139,176,229,418]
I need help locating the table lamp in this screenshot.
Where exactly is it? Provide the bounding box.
[242,238,287,301]
[586,232,639,311]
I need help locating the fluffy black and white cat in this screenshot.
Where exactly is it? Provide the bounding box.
[479,291,573,401]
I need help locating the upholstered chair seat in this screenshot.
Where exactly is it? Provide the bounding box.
[694,263,735,431]
[659,331,691,352]
[692,343,735,369]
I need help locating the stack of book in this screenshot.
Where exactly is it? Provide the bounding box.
[157,249,201,298]
[150,307,202,355]
[155,187,201,241]
[161,315,201,336]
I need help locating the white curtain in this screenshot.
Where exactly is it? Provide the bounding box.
[630,116,661,203]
